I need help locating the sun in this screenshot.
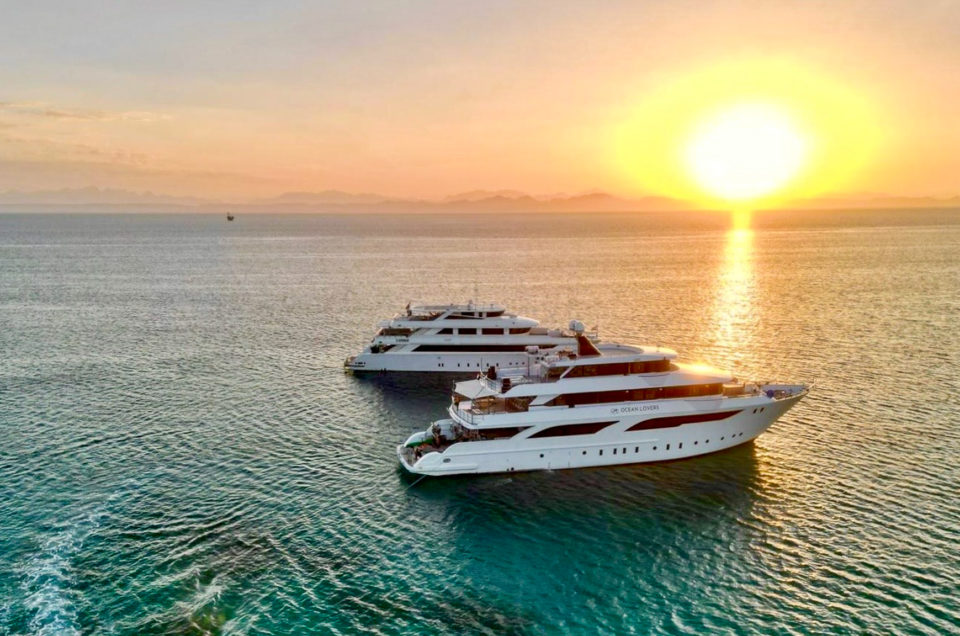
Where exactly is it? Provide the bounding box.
[611,59,883,208]
[684,103,809,202]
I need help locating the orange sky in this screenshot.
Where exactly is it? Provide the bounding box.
[1,2,959,202]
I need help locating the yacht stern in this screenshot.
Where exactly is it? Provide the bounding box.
[397,420,478,476]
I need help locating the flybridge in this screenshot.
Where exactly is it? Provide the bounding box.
[396,302,508,320]
[380,302,539,330]
[450,339,731,409]
[536,340,681,379]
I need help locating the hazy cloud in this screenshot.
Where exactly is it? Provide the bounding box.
[0,132,149,165]
[0,156,280,200]
[0,101,169,123]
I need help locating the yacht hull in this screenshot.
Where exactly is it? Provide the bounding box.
[398,391,805,477]
[346,351,543,374]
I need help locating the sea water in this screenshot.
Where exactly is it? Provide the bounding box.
[1,210,958,634]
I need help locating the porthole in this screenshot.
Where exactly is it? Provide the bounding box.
[599,449,603,456]
[721,436,725,440]
[443,458,450,463]
[706,439,709,444]
[634,447,639,453]
[622,448,626,454]
[694,440,698,445]
[679,442,683,449]
[666,444,670,450]
[582,450,587,455]
[613,448,617,455]
[539,453,544,458]
[653,446,657,450]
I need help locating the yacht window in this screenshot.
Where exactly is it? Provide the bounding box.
[565,362,630,377]
[629,359,672,373]
[482,328,504,335]
[629,388,662,400]
[626,410,742,431]
[545,389,630,407]
[661,383,723,399]
[506,397,533,413]
[528,421,617,438]
[413,344,555,352]
[459,328,477,335]
[509,328,530,335]
[380,327,413,336]
[546,366,566,381]
[602,363,629,375]
[477,426,531,439]
[438,328,454,335]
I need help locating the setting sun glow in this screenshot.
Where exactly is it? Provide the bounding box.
[685,103,808,202]
[612,58,884,210]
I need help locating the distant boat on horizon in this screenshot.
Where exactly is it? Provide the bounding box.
[226,212,235,221]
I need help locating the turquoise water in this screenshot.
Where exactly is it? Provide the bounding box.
[1,210,958,634]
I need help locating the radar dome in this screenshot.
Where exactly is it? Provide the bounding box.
[569,320,586,333]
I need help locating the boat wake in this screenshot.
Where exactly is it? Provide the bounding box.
[18,507,107,636]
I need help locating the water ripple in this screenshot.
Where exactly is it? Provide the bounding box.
[1,212,959,634]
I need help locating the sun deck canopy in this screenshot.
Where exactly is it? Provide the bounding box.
[453,379,499,400]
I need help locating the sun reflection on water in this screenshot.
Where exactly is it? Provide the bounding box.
[709,214,756,365]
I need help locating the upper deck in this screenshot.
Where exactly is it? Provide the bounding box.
[379,302,541,330]
[451,338,731,407]
[398,302,507,320]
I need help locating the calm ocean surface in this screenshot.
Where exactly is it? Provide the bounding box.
[1,210,958,635]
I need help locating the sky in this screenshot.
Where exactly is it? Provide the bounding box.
[1,1,959,202]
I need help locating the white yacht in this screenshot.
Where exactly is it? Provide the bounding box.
[398,335,808,476]
[345,302,596,374]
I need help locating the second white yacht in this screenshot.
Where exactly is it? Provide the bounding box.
[345,302,596,374]
[398,335,808,476]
